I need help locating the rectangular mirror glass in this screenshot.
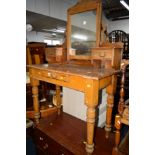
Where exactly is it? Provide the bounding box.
[70,10,96,56]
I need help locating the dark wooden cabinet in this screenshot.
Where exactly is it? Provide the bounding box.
[34,128,73,155]
[32,112,115,155]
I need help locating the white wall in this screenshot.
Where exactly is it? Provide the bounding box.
[26,31,64,44]
[26,0,78,20]
[26,31,50,42]
[26,0,35,12]
[26,0,129,41]
[108,19,129,33]
[102,14,129,33]
[63,87,107,127]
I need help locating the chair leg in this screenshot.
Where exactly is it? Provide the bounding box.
[112,114,122,155]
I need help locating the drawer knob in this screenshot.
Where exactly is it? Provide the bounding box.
[43,143,48,149]
[48,72,51,77]
[60,76,64,80]
[39,137,43,141]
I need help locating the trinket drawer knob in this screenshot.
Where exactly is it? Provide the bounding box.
[47,72,51,77]
[58,75,68,82]
[39,137,43,141]
[60,76,64,80]
[43,143,48,149]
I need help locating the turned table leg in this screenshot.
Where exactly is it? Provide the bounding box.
[56,85,61,115]
[31,78,40,123]
[105,75,117,138]
[105,92,114,138]
[112,114,121,155]
[85,80,99,154]
[85,106,96,154]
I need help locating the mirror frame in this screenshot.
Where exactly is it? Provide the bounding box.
[67,0,102,61]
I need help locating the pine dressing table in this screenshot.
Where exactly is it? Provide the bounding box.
[28,0,123,154]
[28,63,119,154]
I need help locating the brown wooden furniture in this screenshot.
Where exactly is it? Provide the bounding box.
[91,42,123,69]
[45,46,67,64]
[67,0,102,62]
[27,1,124,154]
[91,43,124,140]
[26,42,47,100]
[33,112,115,155]
[26,42,47,66]
[28,63,118,154]
[26,42,57,118]
[112,62,129,155]
[66,0,123,142]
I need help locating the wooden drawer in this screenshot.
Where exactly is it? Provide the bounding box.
[91,48,113,59]
[32,69,70,83]
[47,138,73,155]
[45,47,67,63]
[34,128,73,155]
[34,128,49,154]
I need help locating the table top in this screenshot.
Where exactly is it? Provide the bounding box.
[28,63,118,80]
